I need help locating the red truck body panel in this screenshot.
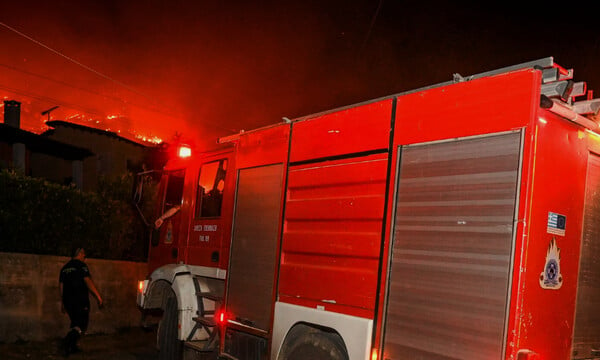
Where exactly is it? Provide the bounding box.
[278,99,393,318]
[374,69,542,358]
[289,99,393,162]
[510,110,588,360]
[280,152,388,318]
[394,69,539,144]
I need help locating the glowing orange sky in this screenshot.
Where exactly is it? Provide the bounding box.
[1,1,599,150]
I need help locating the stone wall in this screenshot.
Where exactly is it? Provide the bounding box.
[0,252,148,342]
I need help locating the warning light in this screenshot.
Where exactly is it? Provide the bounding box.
[215,310,226,325]
[371,348,378,360]
[178,145,192,158]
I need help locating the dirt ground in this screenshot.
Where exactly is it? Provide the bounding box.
[0,327,159,360]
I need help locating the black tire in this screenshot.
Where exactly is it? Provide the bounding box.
[158,292,183,360]
[279,324,349,360]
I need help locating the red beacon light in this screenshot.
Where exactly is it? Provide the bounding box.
[178,145,192,158]
[215,310,227,325]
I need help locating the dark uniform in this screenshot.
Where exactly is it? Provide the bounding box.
[59,258,92,354]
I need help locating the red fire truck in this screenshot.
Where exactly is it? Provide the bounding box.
[138,57,600,360]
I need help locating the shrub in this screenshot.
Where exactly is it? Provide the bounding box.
[0,169,156,261]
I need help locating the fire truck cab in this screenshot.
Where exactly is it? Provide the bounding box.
[137,143,236,358]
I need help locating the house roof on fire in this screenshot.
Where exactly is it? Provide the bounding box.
[43,120,146,148]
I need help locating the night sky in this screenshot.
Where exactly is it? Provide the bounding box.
[1,1,599,149]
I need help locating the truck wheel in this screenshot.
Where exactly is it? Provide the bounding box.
[279,324,348,360]
[158,292,183,360]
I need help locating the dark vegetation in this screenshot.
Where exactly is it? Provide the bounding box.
[0,169,157,261]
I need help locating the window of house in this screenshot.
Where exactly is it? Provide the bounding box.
[195,159,227,218]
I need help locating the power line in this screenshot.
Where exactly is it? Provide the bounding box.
[0,62,184,120]
[361,0,385,53]
[0,63,118,102]
[0,21,155,102]
[0,21,234,135]
[0,83,107,117]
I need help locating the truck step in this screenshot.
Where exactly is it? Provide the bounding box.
[183,340,218,360]
[193,316,216,327]
[196,291,223,302]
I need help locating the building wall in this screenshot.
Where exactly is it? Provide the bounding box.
[0,252,148,342]
[0,142,12,168]
[29,152,72,185]
[46,126,146,179]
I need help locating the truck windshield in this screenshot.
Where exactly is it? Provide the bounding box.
[195,159,227,218]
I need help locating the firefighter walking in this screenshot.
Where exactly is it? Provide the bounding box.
[59,248,103,356]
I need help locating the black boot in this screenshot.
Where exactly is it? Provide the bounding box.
[69,330,81,354]
[62,329,80,357]
[61,333,72,357]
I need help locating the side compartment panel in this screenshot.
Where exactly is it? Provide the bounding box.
[226,164,284,331]
[290,99,393,162]
[279,153,388,315]
[394,69,538,145]
[572,154,600,358]
[383,132,522,360]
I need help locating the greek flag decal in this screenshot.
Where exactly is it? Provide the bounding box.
[547,212,566,236]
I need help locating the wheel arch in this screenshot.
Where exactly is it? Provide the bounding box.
[277,322,349,360]
[271,302,373,360]
[142,265,198,341]
[143,263,192,309]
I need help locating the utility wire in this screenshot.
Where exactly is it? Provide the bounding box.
[0,62,184,120]
[0,63,120,103]
[0,83,108,118]
[0,21,234,135]
[0,21,155,103]
[361,0,385,53]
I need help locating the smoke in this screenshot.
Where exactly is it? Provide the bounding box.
[2,1,599,150]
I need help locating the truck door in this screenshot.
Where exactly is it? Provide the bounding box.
[149,169,186,267]
[226,163,284,330]
[382,131,522,360]
[186,157,230,270]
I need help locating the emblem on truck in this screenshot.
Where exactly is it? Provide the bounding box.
[540,237,563,289]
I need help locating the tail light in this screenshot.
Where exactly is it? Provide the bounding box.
[138,280,145,293]
[215,310,227,325]
[371,348,378,360]
[136,280,149,307]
